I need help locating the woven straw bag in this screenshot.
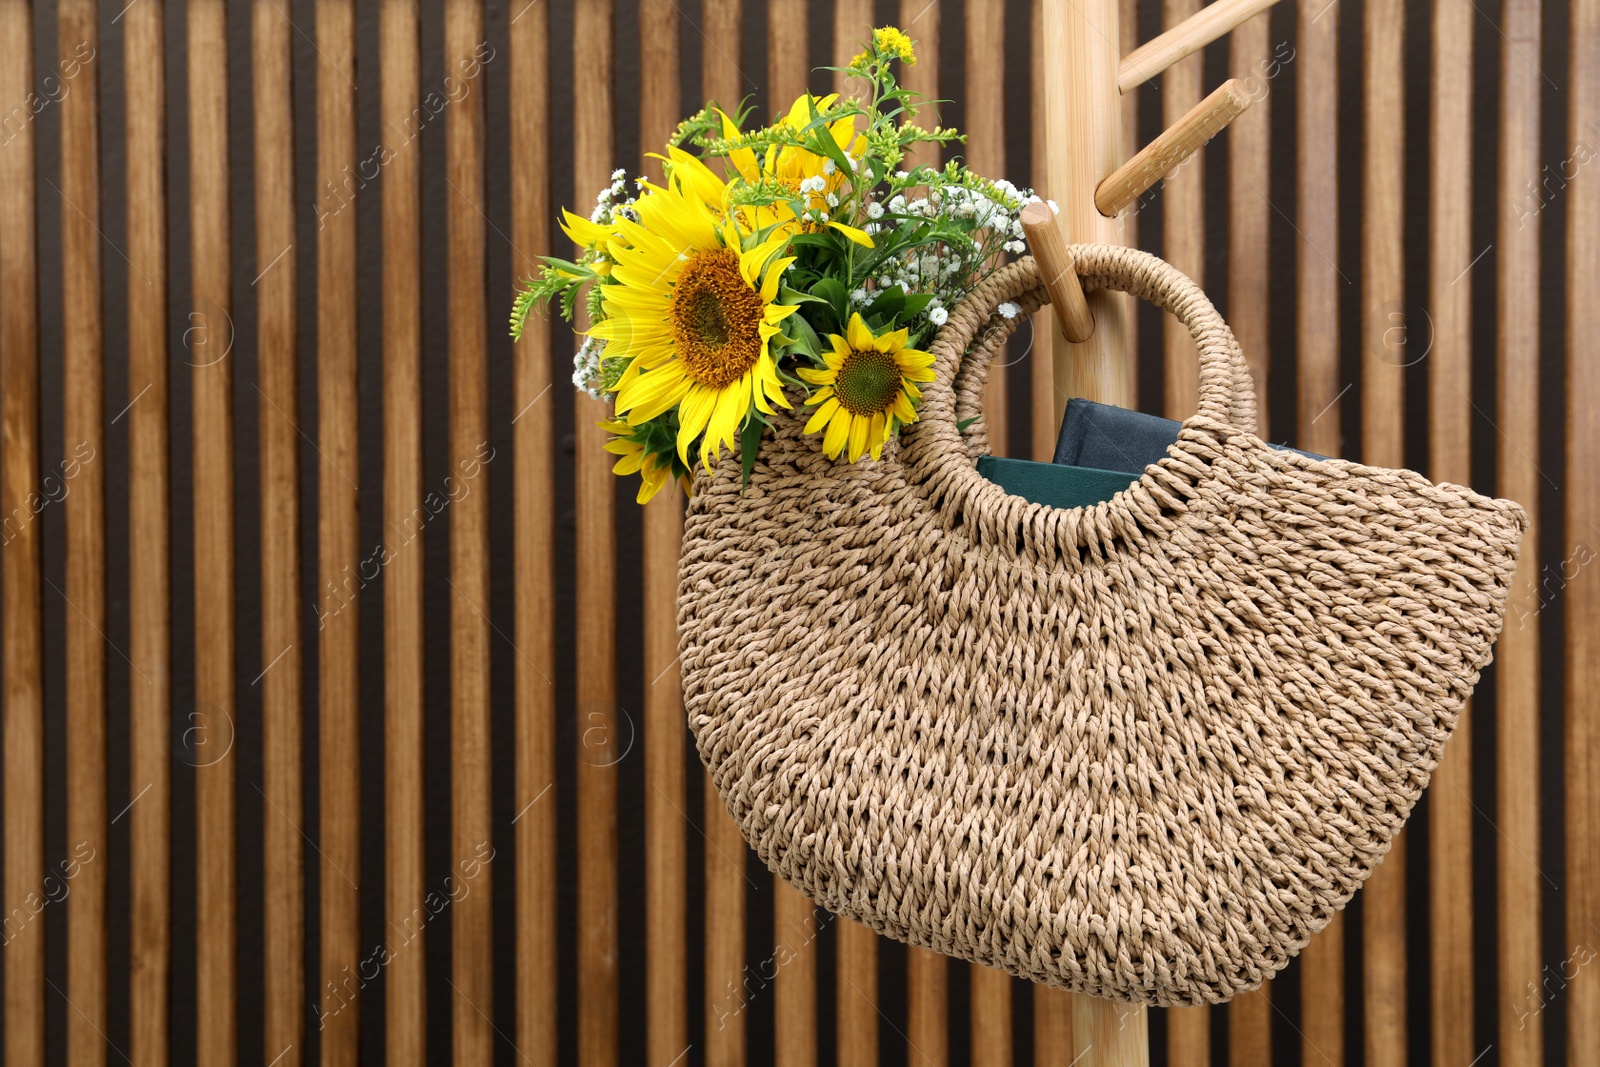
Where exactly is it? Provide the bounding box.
[678,245,1526,1005]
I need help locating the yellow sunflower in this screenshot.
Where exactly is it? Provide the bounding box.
[719,94,874,248]
[599,420,687,504]
[800,313,936,462]
[593,174,799,470]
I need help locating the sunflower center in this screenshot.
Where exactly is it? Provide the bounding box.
[671,248,765,390]
[833,348,901,415]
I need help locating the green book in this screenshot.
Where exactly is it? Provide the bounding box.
[975,455,1139,510]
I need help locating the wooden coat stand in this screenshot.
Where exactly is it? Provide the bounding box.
[1024,0,1283,1062]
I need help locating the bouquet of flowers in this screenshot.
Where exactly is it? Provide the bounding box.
[510,26,1053,502]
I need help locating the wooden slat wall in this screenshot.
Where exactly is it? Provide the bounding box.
[60,0,107,1060]
[317,0,363,1060]
[1,0,43,1062]
[1428,3,1476,1064]
[5,0,1596,1064]
[640,1,688,1065]
[1569,0,1600,1063]
[965,0,1013,1059]
[1226,9,1273,1067]
[186,0,238,1059]
[1162,7,1207,1065]
[510,0,558,1059]
[574,0,620,1063]
[382,0,430,1058]
[1294,0,1344,1061]
[1495,2,1543,1066]
[701,3,751,1061]
[446,0,495,1060]
[250,0,303,1062]
[831,17,879,1067]
[1361,1,1407,1066]
[123,0,173,1051]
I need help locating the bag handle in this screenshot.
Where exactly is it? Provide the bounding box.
[930,246,1258,442]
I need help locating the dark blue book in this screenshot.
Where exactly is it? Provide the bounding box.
[977,398,1324,509]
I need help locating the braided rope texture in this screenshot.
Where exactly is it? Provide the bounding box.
[678,246,1527,1005]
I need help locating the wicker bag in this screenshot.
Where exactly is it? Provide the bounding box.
[678,245,1526,1005]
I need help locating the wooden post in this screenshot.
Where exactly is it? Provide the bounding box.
[1040,0,1147,1063]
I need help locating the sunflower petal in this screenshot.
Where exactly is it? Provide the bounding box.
[826,221,875,248]
[846,313,875,351]
[804,397,840,433]
[868,412,887,460]
[847,413,869,462]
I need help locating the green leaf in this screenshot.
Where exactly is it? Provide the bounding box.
[957,416,981,432]
[778,283,829,306]
[788,312,824,358]
[739,415,765,488]
[811,277,850,323]
[867,285,906,321]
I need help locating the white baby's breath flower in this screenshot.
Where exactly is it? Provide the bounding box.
[929,306,949,326]
[823,159,837,175]
[867,201,884,219]
[611,168,626,180]
[998,302,1021,320]
[1047,199,1060,214]
[826,192,840,208]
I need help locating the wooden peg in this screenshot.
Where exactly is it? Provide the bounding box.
[1019,200,1095,343]
[1117,0,1283,93]
[1094,79,1253,217]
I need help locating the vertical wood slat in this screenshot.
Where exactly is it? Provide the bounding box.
[61,0,108,1058]
[768,10,817,1064]
[964,1,1013,1053]
[898,0,939,175]
[316,0,363,1060]
[1117,0,1138,416]
[1031,5,1071,1053]
[701,3,749,1064]
[828,7,882,1057]
[967,0,1008,461]
[574,0,620,1060]
[1427,1,1474,1063]
[509,0,556,1059]
[1494,1,1543,1064]
[251,0,304,1061]
[1294,0,1345,1058]
[188,0,239,1058]
[903,26,946,1053]
[1294,0,1344,1059]
[908,949,949,1065]
[770,0,808,104]
[1028,0,1056,467]
[1359,0,1406,1062]
[1225,14,1274,1067]
[638,0,688,1062]
[0,0,43,1063]
[446,0,495,1059]
[124,0,173,1058]
[1568,0,1600,1057]
[382,0,429,1058]
[1158,0,1203,427]
[1160,8,1206,1064]
[1226,6,1271,432]
[836,922,878,1067]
